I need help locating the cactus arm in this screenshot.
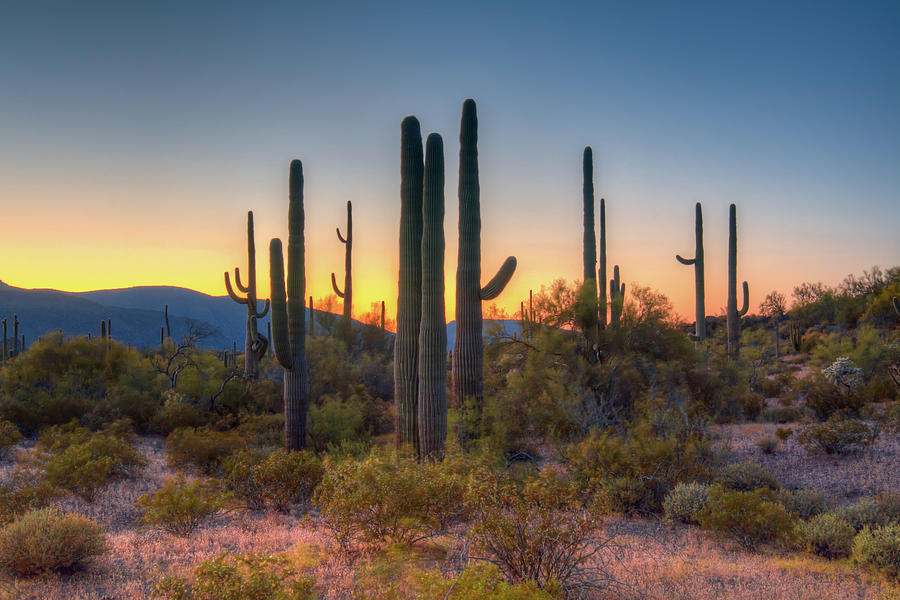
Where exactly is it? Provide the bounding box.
[739,281,749,316]
[234,267,249,294]
[480,256,517,300]
[269,239,292,369]
[251,297,270,319]
[676,254,696,265]
[224,271,249,305]
[336,227,347,244]
[331,273,345,298]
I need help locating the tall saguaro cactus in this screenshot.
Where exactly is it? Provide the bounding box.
[726,203,749,358]
[12,315,18,356]
[270,160,310,451]
[452,99,517,432]
[395,116,424,450]
[609,265,625,326]
[580,147,599,343]
[676,202,706,340]
[418,133,448,458]
[331,200,353,322]
[225,211,270,378]
[1,319,6,362]
[599,197,607,330]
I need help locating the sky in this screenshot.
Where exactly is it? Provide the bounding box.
[1,0,898,322]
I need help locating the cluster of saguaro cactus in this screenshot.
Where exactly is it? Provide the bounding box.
[580,147,599,343]
[452,99,517,438]
[609,265,625,326]
[726,203,749,358]
[331,200,353,323]
[269,160,310,451]
[676,203,706,340]
[225,211,270,378]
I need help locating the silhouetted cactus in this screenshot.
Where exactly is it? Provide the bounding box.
[308,296,314,336]
[101,320,107,340]
[331,200,353,322]
[164,304,171,340]
[599,197,607,330]
[1,319,6,362]
[609,265,625,326]
[381,300,386,331]
[676,202,706,340]
[789,322,802,352]
[12,315,18,356]
[395,116,424,450]
[270,160,310,451]
[581,147,598,343]
[225,211,271,378]
[452,99,517,434]
[726,204,749,358]
[418,133,448,458]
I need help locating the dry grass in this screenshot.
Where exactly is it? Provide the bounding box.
[0,435,897,599]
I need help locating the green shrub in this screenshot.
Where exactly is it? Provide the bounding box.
[775,427,794,441]
[797,415,878,455]
[696,485,796,550]
[151,552,315,600]
[307,394,368,453]
[852,524,900,580]
[663,482,709,524]
[224,449,323,512]
[417,563,555,599]
[834,494,900,532]
[136,476,229,537]
[777,488,828,520]
[150,391,207,435]
[761,405,804,424]
[755,434,779,454]
[0,509,106,576]
[716,461,778,491]
[800,513,856,558]
[798,375,864,420]
[0,420,23,456]
[166,427,246,474]
[0,470,59,525]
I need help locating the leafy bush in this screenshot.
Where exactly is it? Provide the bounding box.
[466,468,613,594]
[166,427,246,474]
[150,391,206,436]
[0,420,23,456]
[852,524,900,580]
[663,482,709,524]
[0,470,59,525]
[136,477,229,537]
[716,461,778,491]
[797,374,864,420]
[417,563,556,599]
[799,513,856,558]
[152,552,315,600]
[834,494,900,532]
[797,414,877,455]
[224,449,323,512]
[696,485,796,550]
[307,394,368,453]
[755,434,779,454]
[777,488,828,520]
[0,509,106,576]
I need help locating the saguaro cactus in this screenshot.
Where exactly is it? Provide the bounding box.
[893,296,899,317]
[225,211,271,378]
[164,304,171,340]
[676,202,706,340]
[726,203,749,358]
[12,315,18,356]
[609,265,625,326]
[452,99,517,430]
[580,147,599,343]
[789,322,802,352]
[308,296,314,336]
[270,160,310,451]
[599,197,607,330]
[418,133,448,458]
[381,301,386,331]
[331,200,353,322]
[395,116,424,449]
[1,319,6,361]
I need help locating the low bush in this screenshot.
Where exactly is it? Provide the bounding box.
[761,405,805,424]
[797,415,878,455]
[798,374,864,420]
[716,461,778,491]
[0,471,59,525]
[151,552,316,600]
[224,449,323,512]
[0,420,23,456]
[0,509,106,576]
[852,524,900,580]
[136,477,229,537]
[775,427,794,441]
[755,434,779,454]
[834,494,900,532]
[150,391,207,436]
[777,488,828,520]
[166,427,246,474]
[696,485,796,550]
[663,482,709,524]
[799,513,856,558]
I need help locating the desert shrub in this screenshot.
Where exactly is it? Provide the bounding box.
[755,434,779,454]
[716,461,778,491]
[696,485,796,550]
[307,394,368,453]
[798,373,864,420]
[0,509,106,576]
[775,427,794,441]
[0,470,59,525]
[417,563,555,599]
[136,476,229,537]
[152,552,315,600]
[761,405,804,423]
[835,494,900,532]
[466,468,615,594]
[0,420,23,457]
[852,524,900,580]
[224,449,323,512]
[235,413,284,447]
[314,448,472,548]
[166,427,246,474]
[777,488,828,520]
[799,513,856,558]
[663,482,709,524]
[797,414,877,455]
[150,390,207,435]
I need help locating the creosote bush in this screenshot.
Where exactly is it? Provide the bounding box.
[797,414,878,455]
[152,552,316,600]
[663,482,709,524]
[852,524,900,580]
[755,434,779,454]
[696,485,796,550]
[799,513,856,558]
[716,461,778,492]
[0,509,106,576]
[777,488,828,520]
[833,494,900,532]
[223,448,323,512]
[136,476,230,537]
[166,427,246,474]
[0,419,23,456]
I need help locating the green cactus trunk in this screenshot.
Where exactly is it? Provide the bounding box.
[395,116,424,450]
[270,160,310,451]
[417,133,448,458]
[580,147,599,344]
[726,203,749,359]
[452,99,517,437]
[609,265,625,326]
[676,202,706,340]
[331,200,353,323]
[225,211,270,378]
[599,197,607,330]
